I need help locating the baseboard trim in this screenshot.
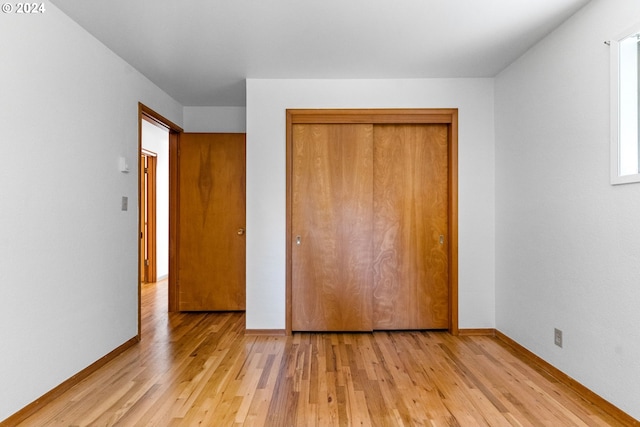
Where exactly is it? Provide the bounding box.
[458,328,496,336]
[494,330,639,426]
[245,329,286,336]
[1,335,140,427]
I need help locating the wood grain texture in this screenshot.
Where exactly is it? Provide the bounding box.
[287,109,457,125]
[459,328,496,336]
[2,337,139,427]
[285,109,459,335]
[10,280,633,427]
[177,133,246,311]
[139,153,146,284]
[494,330,640,427]
[291,124,374,331]
[373,124,449,330]
[140,153,157,284]
[168,129,180,312]
[147,155,157,283]
[446,113,459,334]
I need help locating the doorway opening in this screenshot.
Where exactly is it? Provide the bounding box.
[138,104,183,337]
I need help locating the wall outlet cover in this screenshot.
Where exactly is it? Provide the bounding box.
[554,328,563,348]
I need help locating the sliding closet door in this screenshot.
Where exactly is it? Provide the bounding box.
[373,124,449,329]
[291,124,374,331]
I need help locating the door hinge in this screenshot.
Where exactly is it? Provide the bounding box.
[144,167,148,173]
[145,259,149,266]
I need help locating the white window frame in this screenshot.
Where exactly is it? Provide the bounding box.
[610,23,640,185]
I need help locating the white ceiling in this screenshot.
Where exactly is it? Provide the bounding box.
[51,0,591,107]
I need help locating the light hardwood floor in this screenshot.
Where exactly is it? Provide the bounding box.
[15,280,627,426]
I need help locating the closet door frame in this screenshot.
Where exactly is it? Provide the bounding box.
[285,109,459,335]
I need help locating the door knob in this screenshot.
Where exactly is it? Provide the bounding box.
[237,228,245,236]
[296,235,301,245]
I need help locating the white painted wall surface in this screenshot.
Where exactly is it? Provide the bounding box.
[0,4,182,421]
[246,78,496,331]
[495,0,640,419]
[183,106,246,133]
[142,121,170,279]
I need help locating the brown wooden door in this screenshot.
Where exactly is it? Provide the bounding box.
[177,133,246,311]
[140,153,157,284]
[372,124,449,329]
[291,124,374,331]
[140,153,147,283]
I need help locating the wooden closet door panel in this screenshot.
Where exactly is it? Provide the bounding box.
[292,124,374,331]
[373,124,449,329]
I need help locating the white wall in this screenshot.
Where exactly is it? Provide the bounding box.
[495,0,640,419]
[246,78,496,330]
[183,106,246,132]
[142,121,170,279]
[9,0,637,421]
[0,4,182,421]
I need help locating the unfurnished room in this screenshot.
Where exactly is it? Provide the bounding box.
[1,1,639,425]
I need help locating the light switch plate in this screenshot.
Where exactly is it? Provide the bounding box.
[119,156,130,173]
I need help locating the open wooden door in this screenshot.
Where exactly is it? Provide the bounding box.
[139,151,157,284]
[177,133,246,311]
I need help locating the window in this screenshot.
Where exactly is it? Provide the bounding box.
[611,24,640,184]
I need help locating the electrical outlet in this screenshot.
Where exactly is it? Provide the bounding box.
[121,196,128,211]
[554,328,563,348]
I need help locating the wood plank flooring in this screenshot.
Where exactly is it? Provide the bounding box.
[16,280,626,426]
